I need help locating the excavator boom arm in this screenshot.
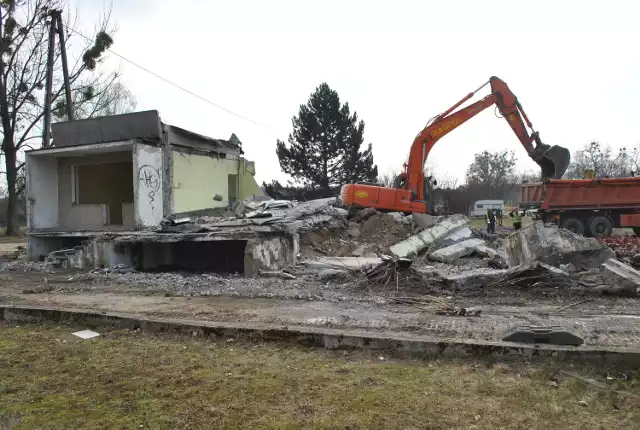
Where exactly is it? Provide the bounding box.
[340,76,570,214]
[405,77,569,201]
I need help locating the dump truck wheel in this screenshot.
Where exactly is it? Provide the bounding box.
[634,227,640,237]
[560,217,585,235]
[588,216,613,237]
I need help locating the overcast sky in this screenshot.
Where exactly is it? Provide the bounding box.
[72,0,640,185]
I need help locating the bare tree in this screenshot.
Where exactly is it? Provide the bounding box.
[433,172,458,190]
[465,150,516,197]
[377,170,399,188]
[630,144,640,176]
[0,0,133,235]
[52,79,135,121]
[565,142,636,179]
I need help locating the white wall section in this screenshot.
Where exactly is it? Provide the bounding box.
[134,143,164,227]
[26,153,59,230]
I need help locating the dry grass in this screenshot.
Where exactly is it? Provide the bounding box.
[0,323,638,429]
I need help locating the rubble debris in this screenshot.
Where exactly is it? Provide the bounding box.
[429,238,487,262]
[302,256,383,270]
[317,269,351,282]
[351,207,377,223]
[487,257,508,270]
[351,245,367,257]
[91,264,134,274]
[299,212,411,258]
[441,226,473,244]
[633,254,640,269]
[486,262,574,290]
[600,259,640,295]
[346,227,361,238]
[259,270,296,280]
[392,295,481,316]
[471,228,499,242]
[437,268,509,288]
[503,221,615,269]
[355,257,432,292]
[558,263,577,273]
[436,306,482,317]
[388,212,412,225]
[200,197,348,233]
[412,213,438,229]
[245,211,273,219]
[502,325,584,346]
[474,244,504,260]
[556,299,590,312]
[390,214,470,258]
[598,236,640,260]
[161,217,192,226]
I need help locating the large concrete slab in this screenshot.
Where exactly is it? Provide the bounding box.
[390,214,470,258]
[302,257,382,270]
[602,259,640,295]
[503,221,615,269]
[429,238,486,262]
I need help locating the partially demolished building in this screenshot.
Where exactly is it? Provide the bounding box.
[25,110,273,273]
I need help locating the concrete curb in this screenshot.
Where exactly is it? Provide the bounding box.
[2,305,639,366]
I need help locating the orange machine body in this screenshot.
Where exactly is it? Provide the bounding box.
[340,183,427,213]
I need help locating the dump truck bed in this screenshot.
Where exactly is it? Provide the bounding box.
[520,177,640,210]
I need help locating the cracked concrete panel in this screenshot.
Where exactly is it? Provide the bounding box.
[390,214,470,258]
[504,221,615,269]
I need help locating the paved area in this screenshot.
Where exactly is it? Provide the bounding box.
[1,268,638,349]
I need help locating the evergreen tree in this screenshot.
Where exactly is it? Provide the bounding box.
[276,83,378,193]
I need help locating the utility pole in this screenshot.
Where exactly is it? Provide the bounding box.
[42,10,73,148]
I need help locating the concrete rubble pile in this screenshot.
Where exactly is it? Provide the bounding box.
[296,207,640,297]
[159,197,349,234]
[496,221,639,296]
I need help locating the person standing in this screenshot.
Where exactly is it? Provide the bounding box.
[510,209,524,230]
[485,209,496,234]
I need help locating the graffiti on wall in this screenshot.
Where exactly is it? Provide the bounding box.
[137,165,161,214]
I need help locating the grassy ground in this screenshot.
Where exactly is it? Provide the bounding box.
[0,324,638,429]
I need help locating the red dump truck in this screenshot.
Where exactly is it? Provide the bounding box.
[519,177,640,237]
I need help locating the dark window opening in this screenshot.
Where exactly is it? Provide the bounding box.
[137,240,247,274]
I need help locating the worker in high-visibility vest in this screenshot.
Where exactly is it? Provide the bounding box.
[510,208,525,230]
[485,209,496,234]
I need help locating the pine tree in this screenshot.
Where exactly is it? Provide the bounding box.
[276,83,378,193]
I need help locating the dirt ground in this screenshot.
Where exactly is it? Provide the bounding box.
[300,213,412,258]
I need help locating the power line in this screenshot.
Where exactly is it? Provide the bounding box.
[64,25,276,132]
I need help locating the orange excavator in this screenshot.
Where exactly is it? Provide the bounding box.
[340,76,571,213]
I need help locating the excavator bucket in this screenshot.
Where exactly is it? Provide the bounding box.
[534,144,571,179]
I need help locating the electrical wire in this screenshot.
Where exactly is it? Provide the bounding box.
[63,25,277,132]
